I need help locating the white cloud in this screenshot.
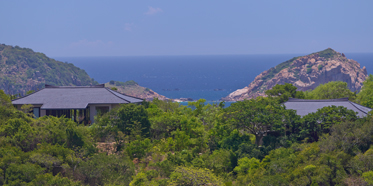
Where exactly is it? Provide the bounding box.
[124,23,134,31]
[145,6,163,15]
[70,40,113,48]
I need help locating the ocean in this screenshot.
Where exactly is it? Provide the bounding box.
[55,53,373,102]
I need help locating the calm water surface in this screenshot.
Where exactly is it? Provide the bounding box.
[55,53,373,101]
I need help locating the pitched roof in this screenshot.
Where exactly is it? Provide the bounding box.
[12,84,143,109]
[283,98,372,118]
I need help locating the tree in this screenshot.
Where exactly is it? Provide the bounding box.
[225,97,287,146]
[298,106,357,142]
[76,153,135,186]
[31,173,81,186]
[362,171,373,185]
[168,166,224,186]
[129,172,157,186]
[5,162,44,185]
[357,74,373,108]
[0,89,11,106]
[234,157,260,175]
[94,103,150,139]
[26,90,35,95]
[265,83,305,103]
[305,81,356,100]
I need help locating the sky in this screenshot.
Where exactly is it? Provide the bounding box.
[0,0,372,57]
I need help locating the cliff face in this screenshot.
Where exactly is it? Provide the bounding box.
[221,48,368,101]
[105,81,168,101]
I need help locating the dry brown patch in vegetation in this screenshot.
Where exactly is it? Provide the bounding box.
[96,142,116,155]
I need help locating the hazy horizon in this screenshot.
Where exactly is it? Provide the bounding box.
[50,52,373,58]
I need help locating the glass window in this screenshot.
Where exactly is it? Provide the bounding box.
[33,107,40,118]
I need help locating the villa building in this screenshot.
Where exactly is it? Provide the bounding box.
[11,84,143,124]
[284,97,372,117]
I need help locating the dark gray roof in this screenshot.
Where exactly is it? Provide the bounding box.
[283,98,372,118]
[12,84,143,109]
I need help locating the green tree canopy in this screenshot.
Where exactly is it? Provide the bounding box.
[265,83,305,103]
[93,103,151,145]
[305,81,356,100]
[298,106,357,142]
[168,166,224,186]
[357,74,373,108]
[225,97,289,146]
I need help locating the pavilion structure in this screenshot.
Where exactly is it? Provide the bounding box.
[283,97,372,118]
[12,84,143,124]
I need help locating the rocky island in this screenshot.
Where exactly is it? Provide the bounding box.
[221,48,368,101]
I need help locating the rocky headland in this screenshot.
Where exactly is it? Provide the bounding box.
[221,48,368,101]
[105,80,168,101]
[107,81,196,102]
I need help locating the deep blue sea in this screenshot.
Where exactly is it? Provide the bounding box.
[55,53,373,102]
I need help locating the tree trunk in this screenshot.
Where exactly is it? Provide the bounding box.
[255,133,264,147]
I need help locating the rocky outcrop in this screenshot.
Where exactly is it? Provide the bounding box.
[105,81,168,101]
[173,98,194,102]
[221,48,368,101]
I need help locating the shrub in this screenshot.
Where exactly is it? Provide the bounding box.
[76,153,135,186]
[168,166,224,186]
[318,65,323,70]
[124,80,138,86]
[261,57,300,82]
[126,138,152,159]
[318,48,337,59]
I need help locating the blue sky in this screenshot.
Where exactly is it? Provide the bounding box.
[0,0,372,56]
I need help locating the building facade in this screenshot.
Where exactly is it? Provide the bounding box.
[12,84,143,123]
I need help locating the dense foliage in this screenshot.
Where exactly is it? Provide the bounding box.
[304,81,357,101]
[0,44,97,95]
[357,74,373,108]
[314,48,338,59]
[261,57,300,82]
[265,83,305,103]
[2,79,373,185]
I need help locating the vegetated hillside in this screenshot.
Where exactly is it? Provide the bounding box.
[105,80,168,101]
[222,48,368,101]
[0,44,97,95]
[3,80,373,185]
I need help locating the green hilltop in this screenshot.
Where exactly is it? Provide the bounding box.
[0,44,97,95]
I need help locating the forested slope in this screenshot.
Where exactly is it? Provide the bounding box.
[0,44,97,95]
[2,79,373,185]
